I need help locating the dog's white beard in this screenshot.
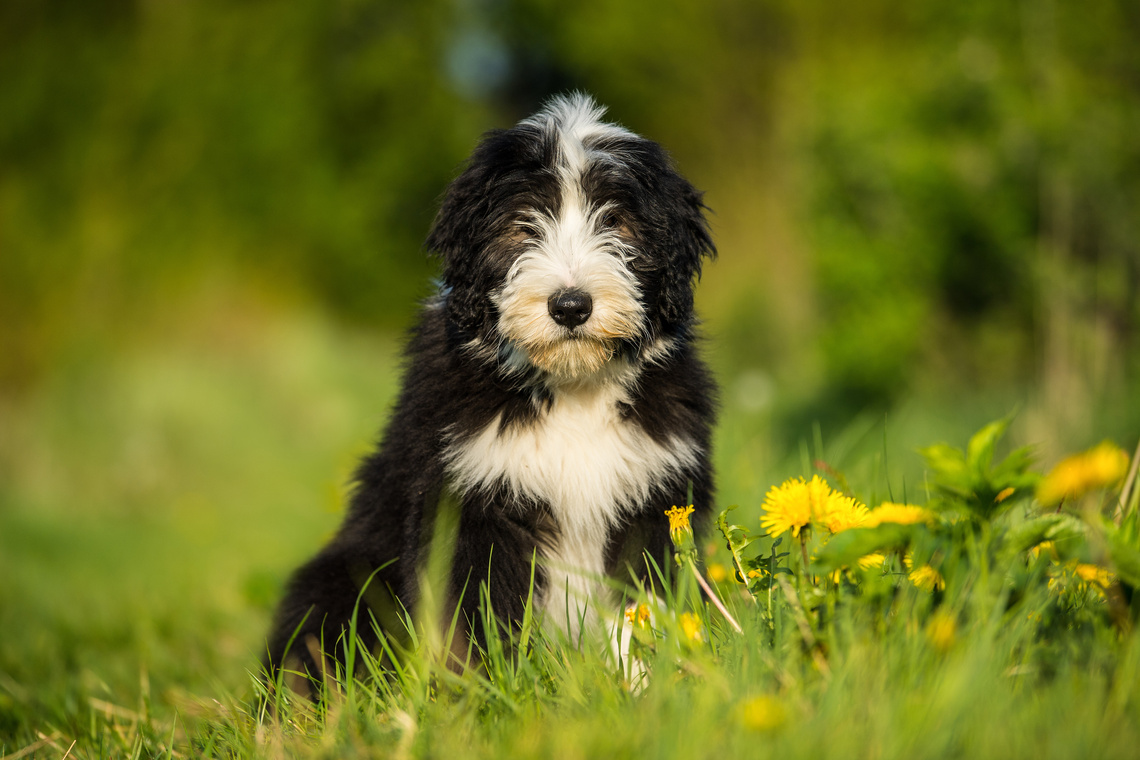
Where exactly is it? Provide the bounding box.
[524,337,615,379]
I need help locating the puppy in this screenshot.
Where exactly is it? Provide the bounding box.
[265,93,716,689]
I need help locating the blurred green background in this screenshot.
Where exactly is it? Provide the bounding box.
[1,0,1139,733]
[3,0,1138,438]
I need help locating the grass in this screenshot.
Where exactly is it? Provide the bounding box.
[1,309,1137,759]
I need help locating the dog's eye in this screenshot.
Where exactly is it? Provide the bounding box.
[510,224,538,243]
[599,212,633,240]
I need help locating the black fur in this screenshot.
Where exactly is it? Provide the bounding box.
[264,96,717,691]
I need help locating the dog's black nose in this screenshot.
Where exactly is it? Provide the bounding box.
[547,288,593,328]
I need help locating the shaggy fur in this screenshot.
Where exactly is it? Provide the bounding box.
[264,94,717,688]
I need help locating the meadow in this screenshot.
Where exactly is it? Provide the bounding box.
[3,2,1139,757]
[1,305,1137,759]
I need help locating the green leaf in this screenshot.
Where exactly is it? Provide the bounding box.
[991,444,1038,483]
[1002,514,1086,556]
[813,524,918,572]
[920,414,1038,521]
[919,443,968,480]
[966,415,1012,473]
[1106,523,1140,588]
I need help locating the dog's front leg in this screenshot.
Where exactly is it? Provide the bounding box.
[441,499,546,656]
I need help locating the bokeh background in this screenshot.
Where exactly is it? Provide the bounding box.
[1,0,1138,725]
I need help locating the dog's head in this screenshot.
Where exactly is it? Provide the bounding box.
[427,93,715,385]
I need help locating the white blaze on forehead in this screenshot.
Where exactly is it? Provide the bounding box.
[495,95,646,381]
[520,93,637,174]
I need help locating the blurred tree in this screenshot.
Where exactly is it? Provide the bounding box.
[0,0,1136,449]
[0,0,493,388]
[792,0,1140,433]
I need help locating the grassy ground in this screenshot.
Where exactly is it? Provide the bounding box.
[1,311,1137,758]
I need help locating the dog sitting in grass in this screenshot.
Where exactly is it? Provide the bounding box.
[265,93,717,693]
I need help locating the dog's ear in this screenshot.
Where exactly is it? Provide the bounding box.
[619,138,715,330]
[425,133,505,333]
[656,169,717,329]
[427,128,546,334]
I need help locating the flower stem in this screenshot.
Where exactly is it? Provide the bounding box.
[776,575,831,679]
[688,558,743,634]
[799,533,813,585]
[1114,438,1140,526]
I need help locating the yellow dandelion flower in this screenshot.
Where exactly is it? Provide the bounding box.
[925,610,957,652]
[625,603,651,627]
[908,565,945,592]
[739,695,787,732]
[760,478,814,538]
[1037,441,1130,505]
[707,562,729,583]
[904,552,945,592]
[665,504,696,545]
[760,475,862,537]
[817,494,868,534]
[857,552,887,570]
[864,503,935,528]
[995,487,1016,503]
[679,611,704,643]
[1028,541,1056,561]
[1074,563,1114,589]
[825,552,886,583]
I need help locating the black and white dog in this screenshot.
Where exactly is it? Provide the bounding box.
[265,94,716,687]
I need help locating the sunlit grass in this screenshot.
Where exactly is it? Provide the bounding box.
[1,312,1137,758]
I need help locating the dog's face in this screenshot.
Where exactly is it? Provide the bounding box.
[427,94,715,384]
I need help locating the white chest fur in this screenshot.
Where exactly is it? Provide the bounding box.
[443,384,698,636]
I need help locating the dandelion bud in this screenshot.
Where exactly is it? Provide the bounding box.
[926,610,957,652]
[679,611,704,643]
[739,695,788,732]
[665,504,696,547]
